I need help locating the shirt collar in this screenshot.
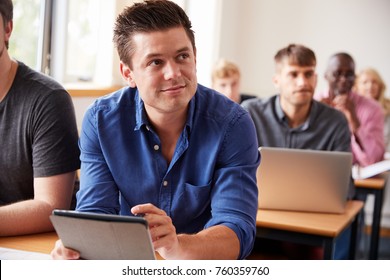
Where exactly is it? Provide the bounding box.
[133,88,195,134]
[274,94,313,131]
[134,89,146,131]
[274,95,285,123]
[185,94,195,134]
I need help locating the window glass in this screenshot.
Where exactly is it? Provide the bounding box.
[65,0,100,83]
[7,0,199,87]
[9,0,41,70]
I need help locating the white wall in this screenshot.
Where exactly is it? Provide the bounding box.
[186,0,221,87]
[213,0,390,98]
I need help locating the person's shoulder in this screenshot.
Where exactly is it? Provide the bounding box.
[196,84,236,107]
[16,61,66,92]
[349,92,380,107]
[240,93,257,103]
[312,99,349,125]
[241,95,274,110]
[313,99,343,116]
[91,86,135,111]
[12,62,74,108]
[195,84,247,119]
[351,91,383,111]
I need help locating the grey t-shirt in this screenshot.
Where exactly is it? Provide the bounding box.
[0,61,80,205]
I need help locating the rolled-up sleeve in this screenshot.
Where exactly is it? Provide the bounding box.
[204,110,260,259]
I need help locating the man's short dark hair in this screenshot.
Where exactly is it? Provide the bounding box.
[0,0,13,26]
[328,52,355,67]
[113,0,195,67]
[274,44,316,70]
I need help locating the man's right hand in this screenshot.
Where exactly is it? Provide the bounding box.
[51,239,80,260]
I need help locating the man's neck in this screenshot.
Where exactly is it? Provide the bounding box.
[280,101,311,129]
[0,56,17,101]
[145,106,188,164]
[147,106,187,133]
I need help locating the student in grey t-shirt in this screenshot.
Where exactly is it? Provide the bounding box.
[0,0,80,236]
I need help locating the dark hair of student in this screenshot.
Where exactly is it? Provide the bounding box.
[329,52,355,65]
[274,44,316,68]
[113,0,195,67]
[0,0,13,25]
[0,0,12,49]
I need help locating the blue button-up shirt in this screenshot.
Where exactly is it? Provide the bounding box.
[76,84,260,259]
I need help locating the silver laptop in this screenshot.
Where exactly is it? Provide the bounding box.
[257,147,352,214]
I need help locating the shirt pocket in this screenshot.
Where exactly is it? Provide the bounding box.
[173,181,212,222]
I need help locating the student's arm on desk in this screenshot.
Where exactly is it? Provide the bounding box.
[0,172,75,236]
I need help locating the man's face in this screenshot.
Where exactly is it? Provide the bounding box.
[273,60,317,107]
[325,56,355,96]
[120,26,197,117]
[0,14,12,58]
[212,73,241,103]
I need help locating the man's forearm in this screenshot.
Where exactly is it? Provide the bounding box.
[0,200,55,236]
[174,225,240,260]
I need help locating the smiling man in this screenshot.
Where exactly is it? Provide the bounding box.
[51,0,260,260]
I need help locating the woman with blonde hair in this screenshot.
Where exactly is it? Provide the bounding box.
[355,68,390,158]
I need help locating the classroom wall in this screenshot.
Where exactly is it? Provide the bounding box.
[213,0,390,98]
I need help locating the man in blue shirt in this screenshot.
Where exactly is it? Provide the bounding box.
[51,0,260,260]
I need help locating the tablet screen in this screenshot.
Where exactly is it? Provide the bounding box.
[50,210,156,260]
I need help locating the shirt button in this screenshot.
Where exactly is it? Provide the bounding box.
[154,144,160,151]
[163,180,168,187]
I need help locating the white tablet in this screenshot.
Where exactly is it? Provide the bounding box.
[50,210,156,260]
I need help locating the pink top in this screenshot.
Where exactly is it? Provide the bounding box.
[314,91,385,166]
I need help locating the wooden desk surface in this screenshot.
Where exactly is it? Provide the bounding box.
[0,231,163,259]
[256,200,363,238]
[354,177,386,189]
[0,201,364,258]
[0,231,58,254]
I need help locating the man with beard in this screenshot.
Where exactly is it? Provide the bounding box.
[242,44,352,259]
[242,44,351,153]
